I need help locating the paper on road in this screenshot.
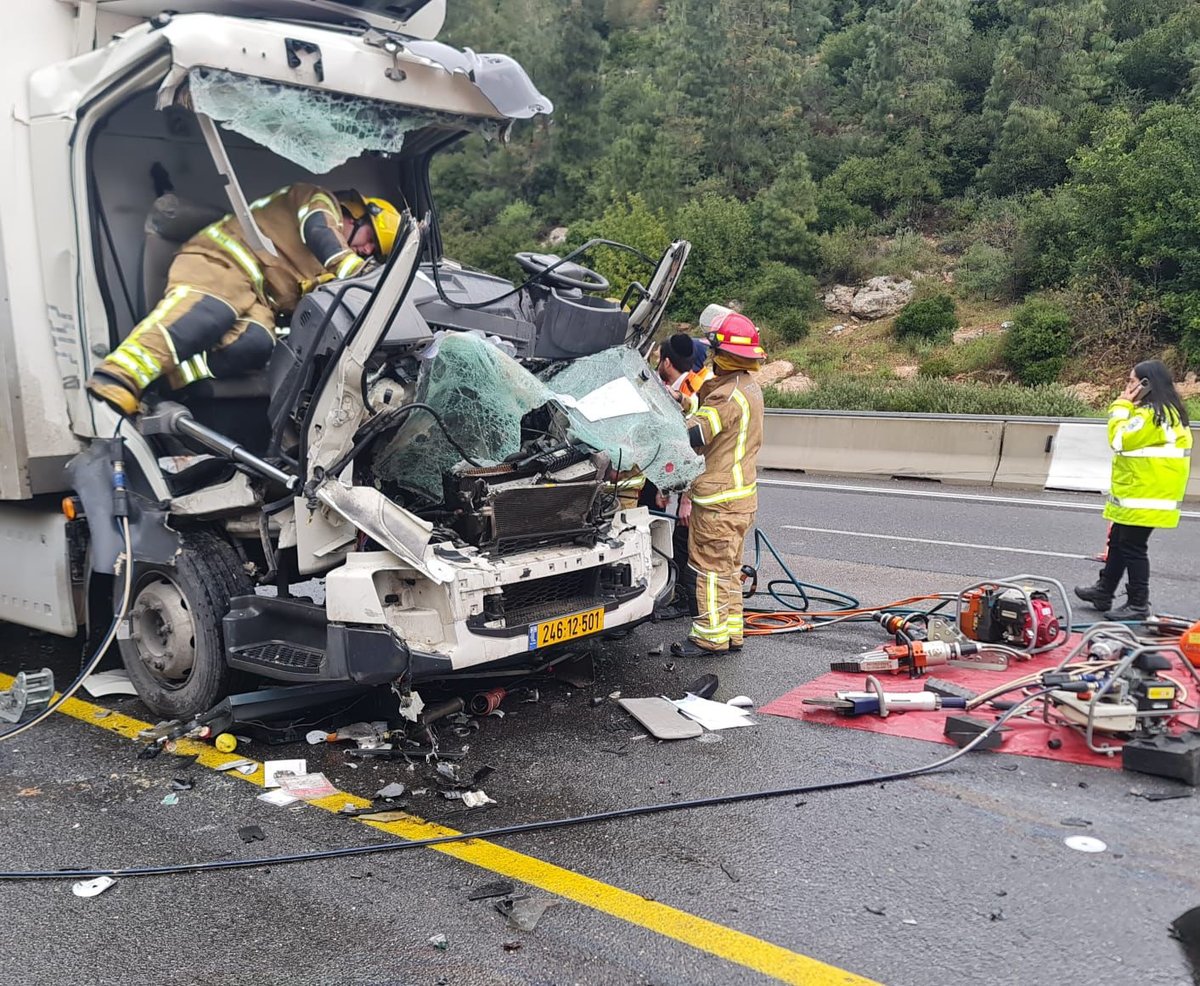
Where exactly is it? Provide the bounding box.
[80,670,138,698]
[672,694,756,730]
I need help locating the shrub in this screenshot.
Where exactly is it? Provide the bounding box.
[1004,299,1073,385]
[669,194,761,319]
[816,226,873,284]
[894,294,957,342]
[956,242,1014,301]
[746,262,820,345]
[918,353,956,378]
[763,378,1096,417]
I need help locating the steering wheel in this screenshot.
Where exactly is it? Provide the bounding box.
[513,251,610,293]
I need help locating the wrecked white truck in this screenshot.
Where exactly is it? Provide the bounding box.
[0,0,698,718]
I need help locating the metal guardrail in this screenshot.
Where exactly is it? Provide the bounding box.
[761,409,1200,501]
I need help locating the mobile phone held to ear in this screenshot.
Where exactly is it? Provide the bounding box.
[1137,378,1151,400]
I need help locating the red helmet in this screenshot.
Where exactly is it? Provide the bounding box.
[699,304,765,360]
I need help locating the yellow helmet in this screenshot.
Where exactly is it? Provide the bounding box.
[338,190,403,258]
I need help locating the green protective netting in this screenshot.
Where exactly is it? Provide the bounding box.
[187,69,500,173]
[371,334,703,502]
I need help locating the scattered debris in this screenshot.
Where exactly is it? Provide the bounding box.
[720,862,741,883]
[521,688,540,704]
[215,759,257,774]
[171,777,195,792]
[276,772,338,801]
[672,694,754,731]
[864,905,886,916]
[502,941,523,952]
[589,697,605,708]
[662,662,677,673]
[93,710,112,720]
[608,691,621,700]
[990,909,1006,922]
[171,754,199,768]
[1130,788,1192,802]
[376,782,407,800]
[618,697,702,740]
[72,876,116,898]
[305,730,329,745]
[137,743,163,760]
[684,674,719,700]
[727,696,754,709]
[257,789,300,807]
[80,670,138,698]
[1060,817,1092,828]
[901,918,918,927]
[472,765,496,785]
[494,895,560,932]
[648,645,663,657]
[428,933,448,951]
[17,787,42,797]
[238,825,266,843]
[345,808,410,822]
[462,790,495,809]
[263,759,307,787]
[436,762,461,784]
[468,880,515,901]
[398,690,426,723]
[161,793,179,806]
[1064,835,1107,854]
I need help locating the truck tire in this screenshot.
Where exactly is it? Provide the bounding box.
[116,530,251,719]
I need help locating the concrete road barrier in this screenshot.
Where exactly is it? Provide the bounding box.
[763,410,1200,501]
[761,410,1004,486]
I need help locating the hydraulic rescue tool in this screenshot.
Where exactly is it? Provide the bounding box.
[954,575,1070,655]
[831,640,1009,676]
[803,675,968,717]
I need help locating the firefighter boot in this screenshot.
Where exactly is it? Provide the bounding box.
[1073,581,1114,612]
[85,371,141,417]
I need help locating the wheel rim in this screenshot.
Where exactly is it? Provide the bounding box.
[129,575,197,689]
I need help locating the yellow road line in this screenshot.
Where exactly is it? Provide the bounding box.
[1,673,879,986]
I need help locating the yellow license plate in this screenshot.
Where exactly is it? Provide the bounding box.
[529,607,605,650]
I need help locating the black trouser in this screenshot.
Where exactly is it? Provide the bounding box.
[1099,523,1153,605]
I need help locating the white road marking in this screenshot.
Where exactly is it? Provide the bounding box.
[760,477,1200,520]
[781,525,1092,560]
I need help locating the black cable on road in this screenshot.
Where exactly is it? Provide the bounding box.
[0,691,1053,883]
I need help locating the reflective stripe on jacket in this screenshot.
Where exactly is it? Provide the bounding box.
[186,183,363,315]
[685,369,764,513]
[1103,398,1192,529]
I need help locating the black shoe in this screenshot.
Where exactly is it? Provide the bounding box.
[670,638,726,658]
[728,641,743,652]
[1073,583,1114,612]
[1105,601,1151,622]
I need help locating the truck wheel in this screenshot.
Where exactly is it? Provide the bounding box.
[116,531,251,719]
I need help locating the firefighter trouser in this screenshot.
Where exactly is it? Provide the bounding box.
[98,251,276,396]
[687,505,753,651]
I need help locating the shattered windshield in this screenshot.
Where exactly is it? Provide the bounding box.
[186,68,502,172]
[371,334,703,501]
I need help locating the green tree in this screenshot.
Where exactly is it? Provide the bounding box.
[1004,299,1072,384]
[669,194,761,318]
[752,155,820,267]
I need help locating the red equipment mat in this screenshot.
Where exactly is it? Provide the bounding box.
[760,637,1127,768]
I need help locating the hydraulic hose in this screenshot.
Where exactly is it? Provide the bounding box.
[0,688,1054,882]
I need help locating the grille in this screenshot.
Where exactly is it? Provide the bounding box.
[232,642,325,674]
[490,482,600,555]
[501,569,596,625]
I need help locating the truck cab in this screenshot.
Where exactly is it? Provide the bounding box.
[0,0,695,717]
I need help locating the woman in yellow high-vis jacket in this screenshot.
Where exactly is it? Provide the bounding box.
[1075,360,1192,620]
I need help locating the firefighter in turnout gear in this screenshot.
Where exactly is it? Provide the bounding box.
[671,306,766,657]
[86,184,402,415]
[1074,359,1192,621]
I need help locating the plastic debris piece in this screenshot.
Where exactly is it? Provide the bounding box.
[502,941,523,952]
[901,918,918,926]
[428,933,448,951]
[685,674,719,700]
[1060,817,1092,828]
[662,662,677,673]
[72,876,116,898]
[161,793,179,806]
[93,710,112,720]
[138,743,164,760]
[1064,835,1107,853]
[462,790,496,809]
[306,730,329,745]
[727,696,754,708]
[1130,787,1192,802]
[619,697,702,740]
[238,825,266,843]
[590,697,605,708]
[436,763,461,783]
[467,880,515,901]
[608,691,621,700]
[864,905,886,916]
[472,765,496,785]
[494,895,560,932]
[80,669,137,698]
[648,645,664,656]
[257,789,300,807]
[215,758,256,773]
[171,754,199,768]
[522,688,540,704]
[376,782,407,799]
[398,691,425,723]
[263,759,307,787]
[17,787,41,797]
[171,777,194,792]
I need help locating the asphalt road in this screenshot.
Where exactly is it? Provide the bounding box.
[1,471,1198,986]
